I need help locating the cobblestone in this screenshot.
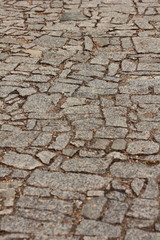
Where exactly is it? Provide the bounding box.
[0,0,160,239]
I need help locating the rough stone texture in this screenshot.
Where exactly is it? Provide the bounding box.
[125,229,160,240]
[27,170,109,191]
[76,219,122,237]
[61,158,112,174]
[1,0,160,238]
[81,197,107,219]
[127,141,159,155]
[2,152,42,170]
[104,200,128,223]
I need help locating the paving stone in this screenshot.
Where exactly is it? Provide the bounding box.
[32,133,53,147]
[95,127,128,139]
[85,36,93,51]
[49,132,70,150]
[110,162,160,178]
[127,219,154,229]
[16,208,73,222]
[27,170,109,191]
[50,189,85,201]
[34,35,67,48]
[79,150,105,158]
[60,11,87,21]
[75,130,93,141]
[111,139,127,150]
[0,234,30,240]
[125,229,160,240]
[141,178,159,199]
[155,223,160,231]
[111,180,126,191]
[11,169,29,178]
[26,75,50,82]
[81,197,107,219]
[121,59,137,71]
[131,178,145,196]
[107,151,127,160]
[0,215,72,235]
[127,198,159,219]
[127,140,159,154]
[23,93,61,113]
[36,151,56,164]
[133,37,160,53]
[2,151,42,170]
[61,157,112,174]
[76,219,122,238]
[89,138,110,149]
[62,148,77,157]
[17,196,73,214]
[106,191,127,202]
[104,200,128,223]
[1,0,160,238]
[0,167,11,178]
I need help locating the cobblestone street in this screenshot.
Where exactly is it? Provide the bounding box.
[0,0,160,239]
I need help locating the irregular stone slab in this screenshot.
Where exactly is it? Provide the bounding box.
[131,178,145,196]
[104,200,128,223]
[61,158,112,174]
[34,35,67,48]
[125,228,160,240]
[127,200,159,219]
[50,189,85,200]
[81,197,107,219]
[127,141,159,154]
[95,127,128,139]
[27,170,109,191]
[17,196,73,214]
[23,93,61,113]
[76,219,121,238]
[0,234,30,240]
[26,75,50,82]
[110,162,160,178]
[141,178,159,199]
[133,37,160,53]
[0,168,11,177]
[60,11,87,21]
[2,152,42,170]
[49,133,70,150]
[32,133,53,147]
[0,215,72,235]
[36,151,56,164]
[0,131,39,148]
[16,208,71,222]
[127,219,154,229]
[103,107,127,127]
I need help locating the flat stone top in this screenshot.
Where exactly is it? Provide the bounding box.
[0,0,160,239]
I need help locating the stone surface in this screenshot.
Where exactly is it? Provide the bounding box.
[61,158,112,174]
[27,170,109,191]
[2,152,42,170]
[125,229,160,240]
[81,197,107,219]
[1,0,160,238]
[76,219,122,237]
[127,141,159,155]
